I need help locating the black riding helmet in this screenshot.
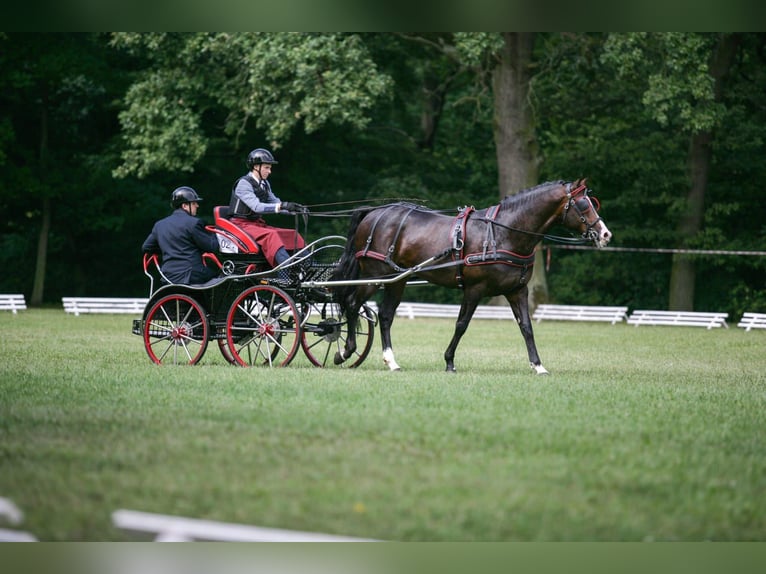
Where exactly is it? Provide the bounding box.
[246,148,278,170]
[171,186,203,209]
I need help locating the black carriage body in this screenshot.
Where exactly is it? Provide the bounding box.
[133,234,375,368]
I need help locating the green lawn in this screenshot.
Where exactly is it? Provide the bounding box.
[1,309,765,540]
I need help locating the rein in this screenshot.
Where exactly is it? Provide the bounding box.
[476,182,601,246]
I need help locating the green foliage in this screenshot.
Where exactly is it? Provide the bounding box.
[601,33,725,132]
[535,33,765,313]
[110,33,393,179]
[453,32,504,67]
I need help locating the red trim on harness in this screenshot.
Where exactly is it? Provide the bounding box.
[569,181,588,197]
[355,249,388,262]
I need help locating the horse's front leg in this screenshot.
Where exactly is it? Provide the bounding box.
[507,288,549,375]
[378,282,406,371]
[443,293,480,373]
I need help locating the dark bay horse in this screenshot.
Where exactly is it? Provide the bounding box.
[331,179,612,375]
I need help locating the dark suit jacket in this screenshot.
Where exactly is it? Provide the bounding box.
[142,209,220,284]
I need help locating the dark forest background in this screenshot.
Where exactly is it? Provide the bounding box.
[1,33,764,316]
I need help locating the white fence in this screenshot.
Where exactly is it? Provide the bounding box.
[533,304,628,324]
[54,296,763,332]
[737,312,766,332]
[0,294,27,314]
[62,297,148,316]
[627,310,729,329]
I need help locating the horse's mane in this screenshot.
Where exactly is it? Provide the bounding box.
[499,180,565,211]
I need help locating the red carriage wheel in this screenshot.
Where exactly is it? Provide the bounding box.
[300,302,375,368]
[225,285,301,367]
[143,294,209,365]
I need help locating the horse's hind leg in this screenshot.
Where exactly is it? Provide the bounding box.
[506,288,549,375]
[335,284,377,365]
[378,281,406,371]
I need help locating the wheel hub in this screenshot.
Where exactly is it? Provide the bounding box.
[257,320,277,337]
[317,319,342,342]
[170,322,191,343]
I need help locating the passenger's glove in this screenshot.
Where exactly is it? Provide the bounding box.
[280,201,308,213]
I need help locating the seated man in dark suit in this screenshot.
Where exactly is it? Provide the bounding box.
[142,186,221,284]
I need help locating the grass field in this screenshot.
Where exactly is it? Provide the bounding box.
[1,308,765,541]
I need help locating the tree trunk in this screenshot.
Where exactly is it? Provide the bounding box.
[667,34,740,311]
[31,100,50,306]
[493,33,539,196]
[491,33,545,307]
[668,132,709,310]
[31,198,51,306]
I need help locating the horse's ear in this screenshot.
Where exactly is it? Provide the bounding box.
[580,178,587,187]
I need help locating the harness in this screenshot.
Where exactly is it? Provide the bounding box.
[356,203,423,273]
[450,206,474,288]
[355,202,536,288]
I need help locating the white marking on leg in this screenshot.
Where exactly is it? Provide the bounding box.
[531,363,550,375]
[382,348,401,371]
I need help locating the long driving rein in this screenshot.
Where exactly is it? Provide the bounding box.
[474,181,603,246]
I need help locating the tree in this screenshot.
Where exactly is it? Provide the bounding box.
[0,33,131,305]
[110,33,393,179]
[602,33,742,310]
[396,33,547,306]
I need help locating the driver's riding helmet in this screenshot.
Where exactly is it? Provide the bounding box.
[246,148,278,170]
[171,186,203,209]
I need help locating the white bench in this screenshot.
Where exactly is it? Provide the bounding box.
[112,509,378,542]
[62,297,148,316]
[395,302,515,320]
[0,294,27,314]
[737,312,766,332]
[627,310,729,329]
[533,304,628,325]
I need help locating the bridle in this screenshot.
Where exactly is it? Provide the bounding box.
[562,181,603,243]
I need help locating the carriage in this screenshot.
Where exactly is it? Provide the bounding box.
[133,179,611,374]
[131,206,377,368]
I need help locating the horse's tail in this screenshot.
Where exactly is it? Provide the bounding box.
[332,207,374,314]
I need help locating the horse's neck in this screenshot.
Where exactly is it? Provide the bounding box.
[495,187,565,249]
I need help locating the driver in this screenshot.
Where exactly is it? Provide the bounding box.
[228,148,307,268]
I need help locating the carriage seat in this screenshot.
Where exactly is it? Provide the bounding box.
[212,205,260,254]
[142,252,224,295]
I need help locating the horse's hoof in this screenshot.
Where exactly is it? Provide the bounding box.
[445,366,457,373]
[531,364,550,375]
[333,351,345,365]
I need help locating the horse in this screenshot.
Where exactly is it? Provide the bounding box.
[331,179,612,375]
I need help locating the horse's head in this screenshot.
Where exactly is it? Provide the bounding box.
[559,179,612,248]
